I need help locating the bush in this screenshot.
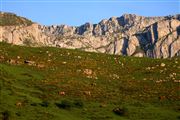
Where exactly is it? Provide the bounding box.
[56,100,73,109]
[74,99,84,108]
[15,112,21,116]
[30,103,37,106]
[56,99,84,109]
[2,110,10,120]
[40,101,49,107]
[23,38,33,47]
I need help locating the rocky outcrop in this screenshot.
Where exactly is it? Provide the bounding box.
[0,12,179,58]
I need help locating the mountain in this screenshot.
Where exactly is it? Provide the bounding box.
[0,12,180,58]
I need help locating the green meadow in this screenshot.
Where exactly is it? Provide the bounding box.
[0,42,179,120]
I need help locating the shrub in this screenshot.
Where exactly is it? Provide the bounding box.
[2,110,10,120]
[30,103,37,106]
[56,100,73,109]
[74,99,84,108]
[23,38,33,47]
[56,99,84,109]
[40,101,49,107]
[15,112,21,116]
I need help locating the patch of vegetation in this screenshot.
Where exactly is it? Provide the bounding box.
[56,100,73,109]
[0,12,33,26]
[74,99,84,108]
[39,101,49,107]
[55,99,84,109]
[23,38,33,47]
[132,46,145,56]
[1,110,10,120]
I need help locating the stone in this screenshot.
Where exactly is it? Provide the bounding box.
[37,64,45,68]
[174,80,180,83]
[83,69,93,76]
[17,56,21,59]
[62,61,67,64]
[160,63,166,67]
[77,56,82,59]
[111,74,120,79]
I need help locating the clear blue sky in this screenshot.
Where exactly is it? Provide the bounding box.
[1,0,180,26]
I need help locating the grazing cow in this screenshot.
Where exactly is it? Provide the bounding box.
[83,91,91,96]
[159,96,166,101]
[16,102,22,107]
[59,91,65,96]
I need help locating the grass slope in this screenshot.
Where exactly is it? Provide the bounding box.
[0,42,179,120]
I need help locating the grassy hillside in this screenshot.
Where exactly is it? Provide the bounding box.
[0,42,179,120]
[0,12,33,26]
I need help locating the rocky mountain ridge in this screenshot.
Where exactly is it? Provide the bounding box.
[0,12,180,58]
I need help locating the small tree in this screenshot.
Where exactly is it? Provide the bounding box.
[23,38,33,47]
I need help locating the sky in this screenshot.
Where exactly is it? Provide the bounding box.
[0,0,180,26]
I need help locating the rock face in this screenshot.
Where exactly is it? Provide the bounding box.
[0,12,180,58]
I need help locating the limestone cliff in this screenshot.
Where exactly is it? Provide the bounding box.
[0,12,179,58]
